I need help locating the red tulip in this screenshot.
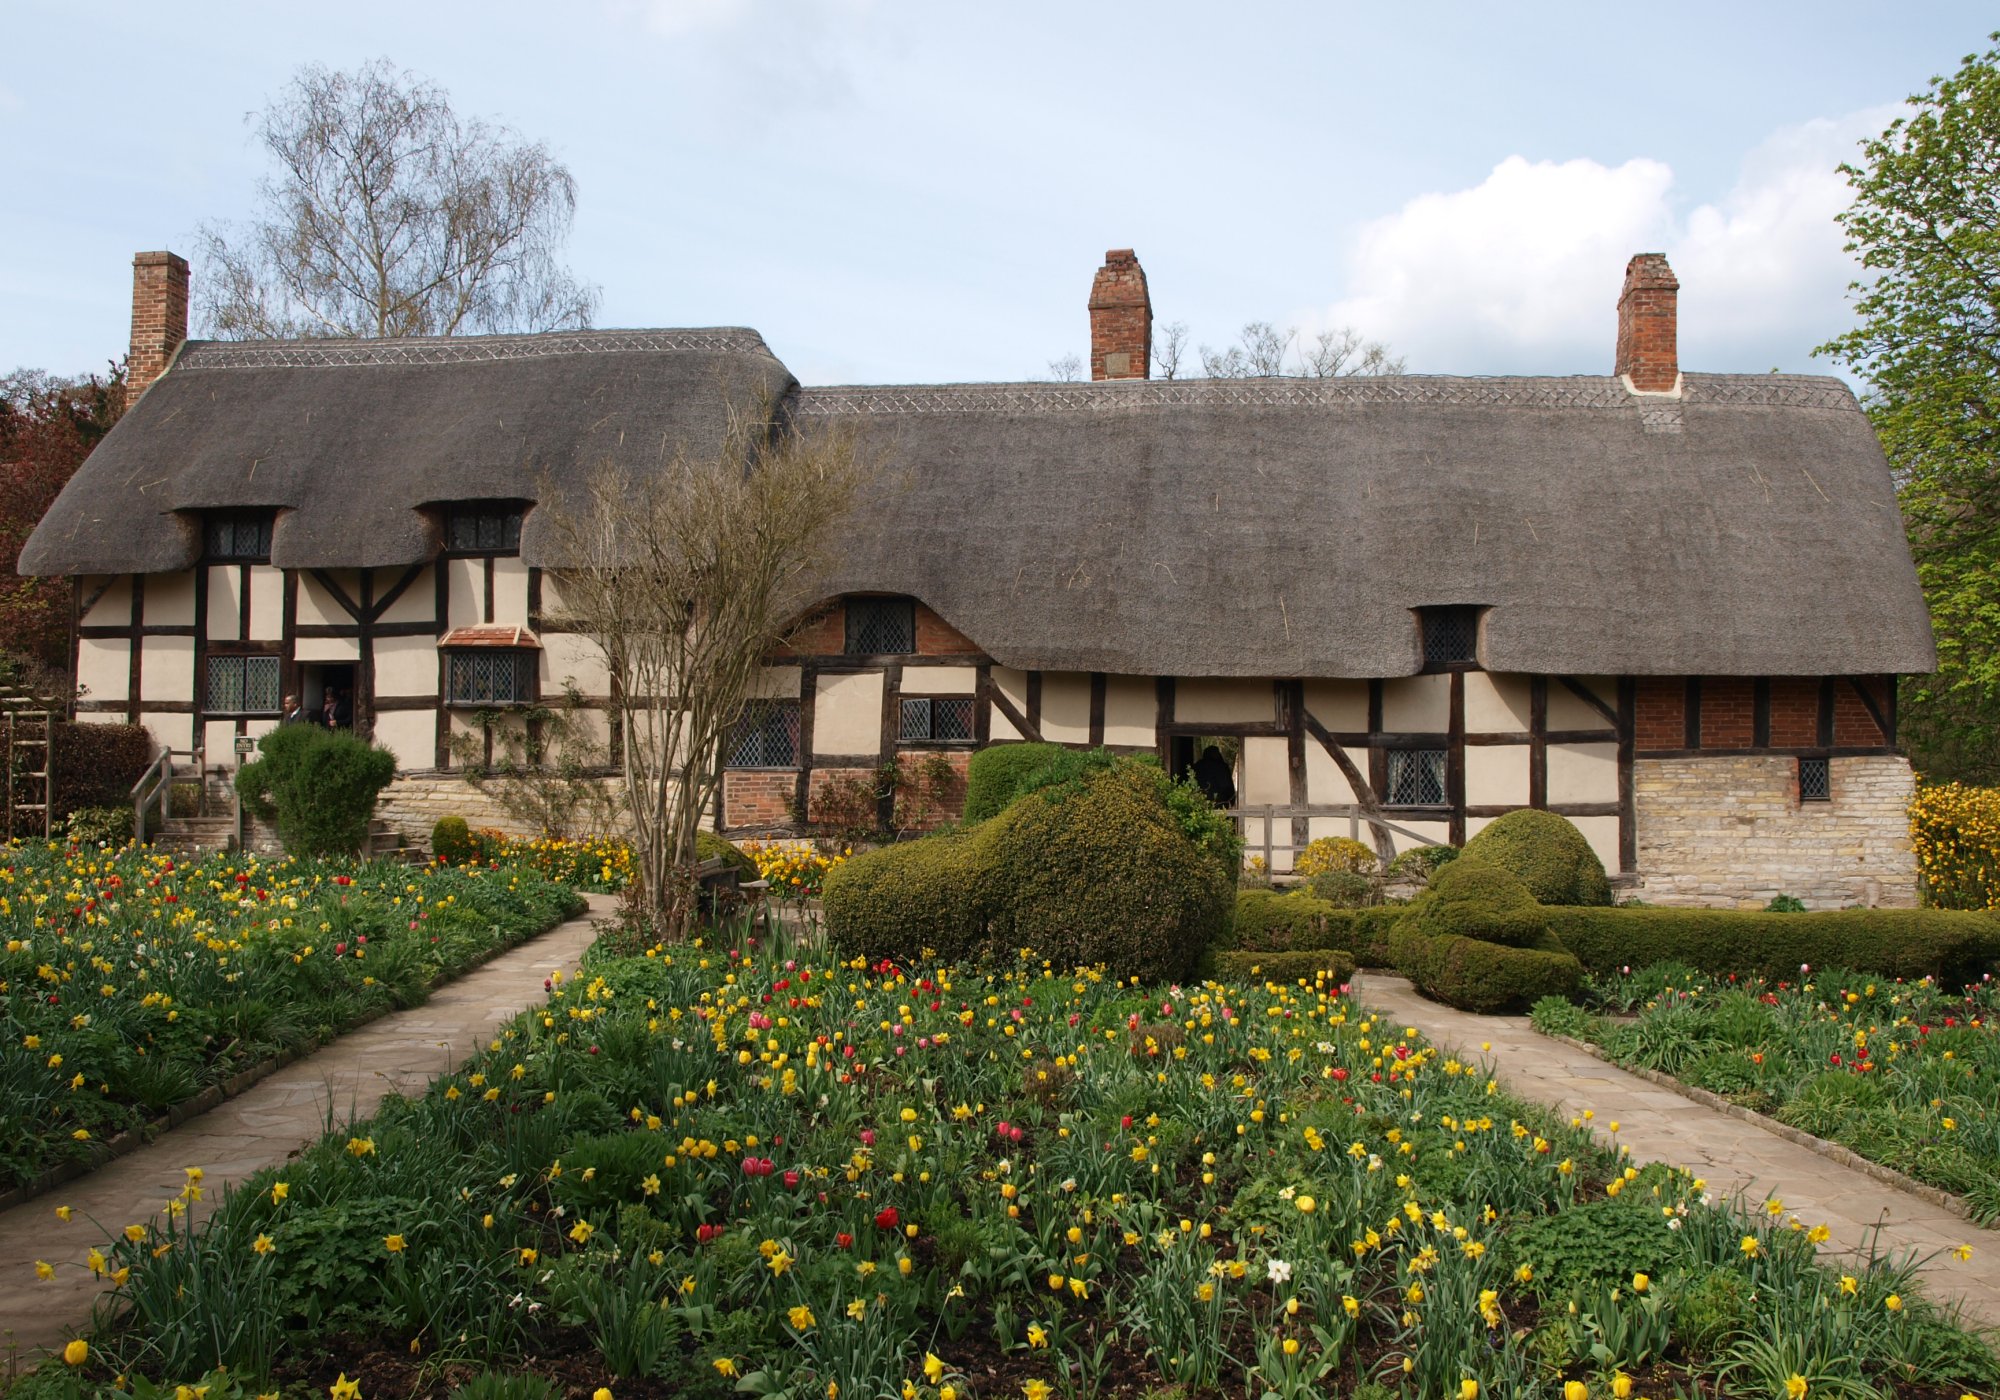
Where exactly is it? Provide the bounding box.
[875,1206,899,1230]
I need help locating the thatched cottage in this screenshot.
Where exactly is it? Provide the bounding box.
[21,249,1934,907]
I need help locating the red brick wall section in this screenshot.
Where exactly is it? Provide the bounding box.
[1615,253,1678,392]
[1634,678,1684,750]
[128,251,189,403]
[915,604,981,655]
[1768,678,1820,748]
[1834,679,1887,747]
[723,771,793,830]
[807,766,878,824]
[781,603,844,657]
[894,749,969,831]
[1700,677,1754,748]
[1088,249,1152,381]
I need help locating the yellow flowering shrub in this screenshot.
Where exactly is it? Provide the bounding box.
[1909,782,2000,910]
[1294,837,1379,878]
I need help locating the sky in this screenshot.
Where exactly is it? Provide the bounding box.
[2,1,1993,388]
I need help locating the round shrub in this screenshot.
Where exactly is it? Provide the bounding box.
[432,816,476,864]
[236,724,397,858]
[1461,810,1612,906]
[1228,889,1355,952]
[823,829,987,967]
[1295,836,1379,878]
[983,765,1234,984]
[1406,858,1549,947]
[961,742,1069,823]
[1388,922,1583,1012]
[1304,869,1376,907]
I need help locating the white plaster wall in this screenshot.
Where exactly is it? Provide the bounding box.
[205,567,240,642]
[76,711,128,728]
[541,633,610,697]
[78,638,128,702]
[815,671,883,756]
[144,572,196,626]
[901,665,975,695]
[81,576,130,626]
[1464,673,1531,733]
[144,711,193,751]
[1465,745,1530,807]
[140,636,193,702]
[1549,677,1617,730]
[203,720,239,763]
[248,566,284,640]
[1573,816,1621,875]
[1175,678,1274,725]
[749,665,802,700]
[374,635,439,696]
[297,573,354,627]
[1040,672,1091,743]
[1103,675,1154,747]
[1304,739,1354,805]
[1381,675,1449,732]
[990,668,1027,741]
[1384,820,1450,855]
[377,565,436,625]
[1241,736,1289,805]
[1303,679,1368,731]
[375,711,436,771]
[447,559,483,628]
[295,636,362,662]
[1548,742,1619,803]
[493,558,530,624]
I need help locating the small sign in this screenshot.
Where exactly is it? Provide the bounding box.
[234,735,257,757]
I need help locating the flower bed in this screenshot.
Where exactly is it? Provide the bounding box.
[1533,964,2000,1222]
[741,838,848,900]
[0,843,584,1189]
[40,933,1997,1399]
[480,833,634,892]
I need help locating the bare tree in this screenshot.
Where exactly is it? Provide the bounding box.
[537,403,867,937]
[1046,353,1083,382]
[1152,320,1190,380]
[1201,321,1404,378]
[197,60,597,338]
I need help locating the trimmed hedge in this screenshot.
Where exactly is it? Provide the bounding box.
[236,724,396,858]
[433,816,477,863]
[826,762,1233,983]
[1404,858,1548,947]
[1212,948,1357,987]
[962,742,1069,823]
[49,721,154,825]
[1390,920,1584,1012]
[1547,905,2000,985]
[1226,890,1401,967]
[695,830,759,884]
[1462,810,1612,906]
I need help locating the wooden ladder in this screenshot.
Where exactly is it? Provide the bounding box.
[0,690,59,840]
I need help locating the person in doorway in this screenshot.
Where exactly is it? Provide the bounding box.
[332,687,354,729]
[321,689,339,728]
[1191,744,1237,808]
[280,694,310,726]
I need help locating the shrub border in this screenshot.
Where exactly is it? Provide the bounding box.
[1536,1028,1991,1231]
[0,891,592,1213]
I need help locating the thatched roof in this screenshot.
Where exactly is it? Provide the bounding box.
[22,330,1934,677]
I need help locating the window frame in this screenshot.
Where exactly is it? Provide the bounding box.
[726,699,802,770]
[203,648,283,716]
[439,502,529,557]
[898,694,977,747]
[203,511,276,564]
[1383,746,1450,808]
[1418,605,1482,672]
[442,649,539,708]
[1798,756,1832,804]
[843,597,917,656]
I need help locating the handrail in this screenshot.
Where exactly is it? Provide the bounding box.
[131,746,206,845]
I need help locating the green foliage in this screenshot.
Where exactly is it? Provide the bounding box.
[962,741,1070,823]
[433,815,477,864]
[1405,858,1550,947]
[1528,995,1597,1040]
[1390,922,1584,1012]
[695,829,758,882]
[1228,889,1348,951]
[827,760,1233,982]
[1461,809,1612,906]
[1499,1196,1676,1297]
[1817,40,2000,782]
[1765,894,1807,913]
[448,1375,562,1400]
[50,720,154,825]
[1294,835,1378,877]
[1545,905,2000,983]
[1674,1268,1755,1354]
[236,724,397,857]
[65,804,133,848]
[1211,948,1356,986]
[1303,868,1376,907]
[1386,842,1459,887]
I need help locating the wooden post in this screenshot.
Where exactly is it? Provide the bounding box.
[1263,803,1274,871]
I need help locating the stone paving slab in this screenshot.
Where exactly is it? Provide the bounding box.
[0,894,614,1361]
[1355,971,2000,1332]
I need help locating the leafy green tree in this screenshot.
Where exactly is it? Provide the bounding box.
[236,724,396,857]
[1820,37,2000,782]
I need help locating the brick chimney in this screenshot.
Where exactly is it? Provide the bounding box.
[1615,252,1679,393]
[1088,248,1151,381]
[128,250,189,404]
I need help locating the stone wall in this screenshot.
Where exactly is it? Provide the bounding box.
[1633,754,1917,909]
[372,772,631,848]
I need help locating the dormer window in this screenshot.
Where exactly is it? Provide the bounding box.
[1419,606,1481,670]
[205,512,274,562]
[845,596,916,655]
[442,502,526,555]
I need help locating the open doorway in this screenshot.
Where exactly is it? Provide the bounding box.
[298,663,356,729]
[1170,733,1243,809]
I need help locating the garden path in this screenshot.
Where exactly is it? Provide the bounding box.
[1355,971,2000,1332]
[0,892,617,1363]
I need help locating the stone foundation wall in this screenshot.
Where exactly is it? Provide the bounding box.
[1633,754,1917,909]
[372,772,634,849]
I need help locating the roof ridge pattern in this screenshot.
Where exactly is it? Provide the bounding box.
[175,328,771,371]
[793,373,1857,416]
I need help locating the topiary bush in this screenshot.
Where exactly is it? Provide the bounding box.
[432,816,477,864]
[237,724,397,858]
[1229,889,1352,952]
[961,742,1070,823]
[826,759,1234,983]
[49,721,155,824]
[1545,905,2000,985]
[1386,843,1459,888]
[1461,809,1612,906]
[1405,858,1550,947]
[1388,921,1583,1012]
[1212,948,1356,988]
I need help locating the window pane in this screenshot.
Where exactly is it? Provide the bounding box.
[448,650,532,704]
[446,508,524,554]
[1387,749,1447,806]
[1799,757,1831,802]
[728,701,800,767]
[845,598,915,654]
[206,656,244,712]
[206,515,273,560]
[899,698,932,741]
[244,657,280,713]
[935,697,974,740]
[1423,607,1477,666]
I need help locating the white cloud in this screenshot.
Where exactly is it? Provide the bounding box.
[1310,107,1897,376]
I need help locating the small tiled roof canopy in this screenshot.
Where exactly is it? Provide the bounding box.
[22,330,1935,680]
[439,626,540,649]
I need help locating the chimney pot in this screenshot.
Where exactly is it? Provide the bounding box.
[128,250,189,405]
[1615,252,1679,393]
[1088,248,1151,381]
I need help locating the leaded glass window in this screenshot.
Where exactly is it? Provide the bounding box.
[1421,606,1479,668]
[205,513,274,561]
[205,654,281,713]
[728,701,801,768]
[844,597,915,655]
[1799,756,1831,803]
[900,696,974,742]
[446,650,535,705]
[1385,748,1447,806]
[444,506,525,554]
